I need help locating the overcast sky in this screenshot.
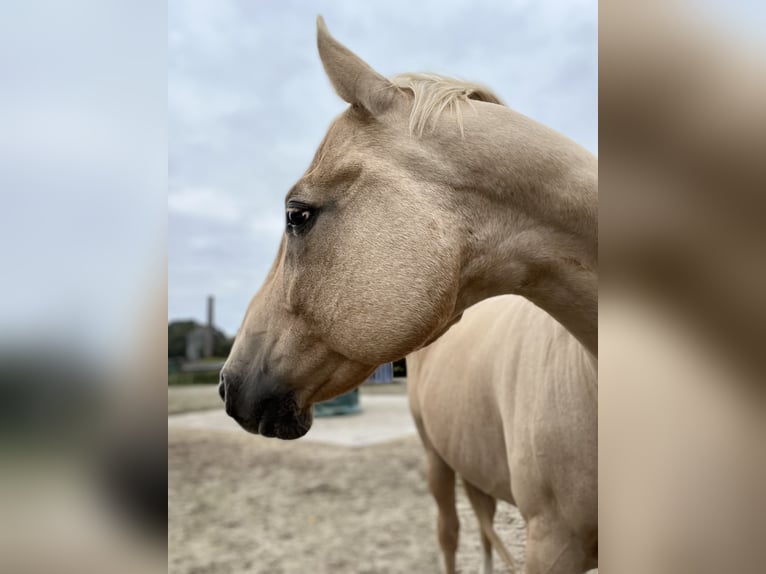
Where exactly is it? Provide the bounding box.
[168,0,598,335]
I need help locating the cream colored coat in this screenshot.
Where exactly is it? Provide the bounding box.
[408,295,597,574]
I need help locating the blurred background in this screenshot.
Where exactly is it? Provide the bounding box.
[600,2,766,573]
[1,2,166,573]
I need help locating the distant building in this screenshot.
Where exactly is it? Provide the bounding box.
[185,295,216,360]
[185,326,212,360]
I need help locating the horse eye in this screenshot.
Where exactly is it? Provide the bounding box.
[286,207,314,230]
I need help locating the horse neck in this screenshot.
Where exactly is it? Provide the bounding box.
[449,104,598,355]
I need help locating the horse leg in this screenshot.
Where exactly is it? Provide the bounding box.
[524,513,588,574]
[463,480,496,574]
[464,480,517,574]
[426,450,459,574]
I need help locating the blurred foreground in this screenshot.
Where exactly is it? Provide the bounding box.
[600,1,766,573]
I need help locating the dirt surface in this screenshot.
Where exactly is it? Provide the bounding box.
[168,384,223,415]
[169,427,527,574]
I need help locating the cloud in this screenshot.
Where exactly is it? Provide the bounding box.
[168,188,241,223]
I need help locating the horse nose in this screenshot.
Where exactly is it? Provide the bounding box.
[219,369,234,403]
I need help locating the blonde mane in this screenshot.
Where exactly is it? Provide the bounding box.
[391,73,505,136]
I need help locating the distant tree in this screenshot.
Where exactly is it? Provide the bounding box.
[168,320,197,358]
[213,331,234,358]
[168,320,233,359]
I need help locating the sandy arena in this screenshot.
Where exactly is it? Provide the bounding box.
[169,385,531,574]
[169,386,596,574]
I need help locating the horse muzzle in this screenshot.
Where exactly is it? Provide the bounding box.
[219,369,313,440]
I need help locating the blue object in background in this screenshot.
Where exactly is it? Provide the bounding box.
[368,362,394,384]
[313,387,361,417]
[313,363,394,417]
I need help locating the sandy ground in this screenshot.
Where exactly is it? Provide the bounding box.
[169,428,526,574]
[169,385,596,574]
[169,386,528,574]
[168,384,224,415]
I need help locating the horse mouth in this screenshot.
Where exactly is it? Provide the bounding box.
[220,371,314,440]
[256,409,313,440]
[231,404,313,440]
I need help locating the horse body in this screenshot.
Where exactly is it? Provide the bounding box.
[409,295,597,573]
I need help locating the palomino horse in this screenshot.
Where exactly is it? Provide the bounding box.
[408,295,597,573]
[221,17,596,445]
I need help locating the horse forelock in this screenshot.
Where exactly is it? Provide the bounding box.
[391,73,506,137]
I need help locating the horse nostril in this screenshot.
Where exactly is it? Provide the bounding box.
[218,370,228,402]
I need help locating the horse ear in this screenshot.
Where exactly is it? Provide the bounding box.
[316,16,401,116]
